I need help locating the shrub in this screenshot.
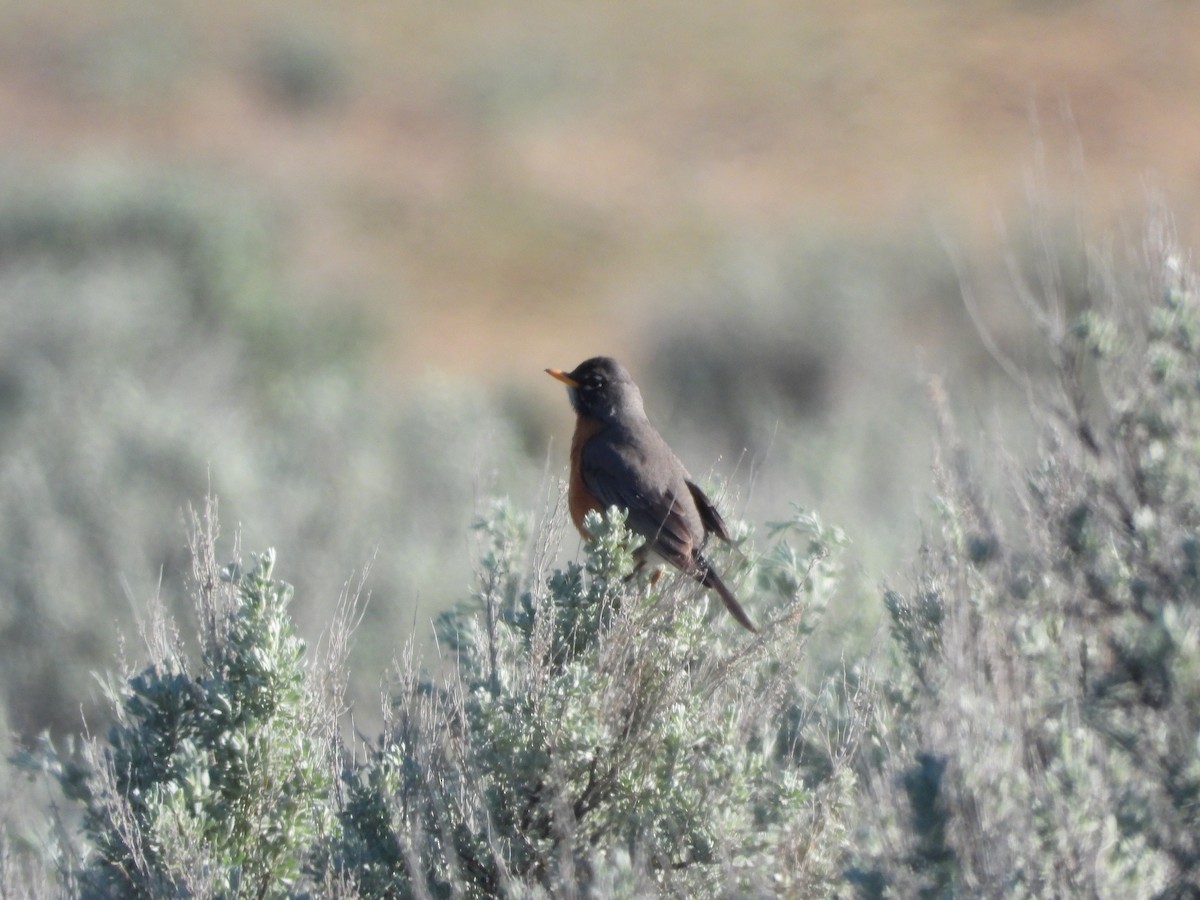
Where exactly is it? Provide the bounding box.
[29,504,350,897]
[13,496,863,896]
[0,167,527,741]
[13,194,1200,897]
[320,502,864,896]
[850,214,1200,897]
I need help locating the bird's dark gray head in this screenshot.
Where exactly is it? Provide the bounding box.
[546,356,646,424]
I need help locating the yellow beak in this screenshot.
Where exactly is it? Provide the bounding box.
[545,368,579,387]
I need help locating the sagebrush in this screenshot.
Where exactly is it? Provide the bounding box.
[6,214,1200,898]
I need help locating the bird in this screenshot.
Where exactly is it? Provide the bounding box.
[546,356,757,632]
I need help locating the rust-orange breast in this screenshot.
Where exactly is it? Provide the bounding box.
[568,415,605,538]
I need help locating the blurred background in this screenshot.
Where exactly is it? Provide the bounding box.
[1,0,1198,740]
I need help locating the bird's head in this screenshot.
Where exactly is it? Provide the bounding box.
[546,356,646,424]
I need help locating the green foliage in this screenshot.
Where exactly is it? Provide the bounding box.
[30,541,337,898]
[324,503,861,897]
[853,219,1200,897]
[12,187,1200,897]
[0,166,528,740]
[6,496,861,897]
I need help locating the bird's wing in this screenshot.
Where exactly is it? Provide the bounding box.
[583,432,756,632]
[685,479,732,545]
[580,433,697,567]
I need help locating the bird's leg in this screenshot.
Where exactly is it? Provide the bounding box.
[623,545,648,584]
[623,544,664,586]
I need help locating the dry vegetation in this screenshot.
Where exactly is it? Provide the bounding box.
[2,1,1200,896]
[6,213,1200,895]
[1,2,1198,369]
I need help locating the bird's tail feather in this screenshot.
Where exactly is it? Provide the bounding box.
[695,555,757,632]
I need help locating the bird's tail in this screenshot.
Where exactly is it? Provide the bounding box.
[695,555,757,632]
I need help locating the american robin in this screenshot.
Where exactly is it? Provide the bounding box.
[546,356,757,632]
